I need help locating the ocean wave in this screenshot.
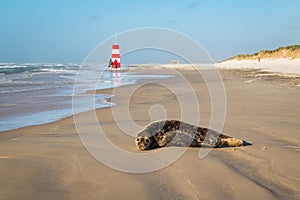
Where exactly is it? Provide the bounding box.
[40,68,77,73]
[0,63,79,75]
[0,63,80,67]
[0,65,28,69]
[0,78,74,94]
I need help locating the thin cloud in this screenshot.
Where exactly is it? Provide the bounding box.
[184,0,202,9]
[88,14,98,21]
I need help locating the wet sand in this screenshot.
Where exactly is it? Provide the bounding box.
[0,68,299,199]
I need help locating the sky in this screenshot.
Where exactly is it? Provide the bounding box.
[0,0,300,63]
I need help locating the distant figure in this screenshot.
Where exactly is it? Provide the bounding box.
[108,58,113,68]
[113,59,118,68]
[171,60,179,64]
[258,56,261,63]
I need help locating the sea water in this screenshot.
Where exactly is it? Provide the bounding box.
[0,63,169,132]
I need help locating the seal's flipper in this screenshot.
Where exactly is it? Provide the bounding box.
[220,137,244,147]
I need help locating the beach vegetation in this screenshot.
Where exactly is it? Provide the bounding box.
[226,44,300,61]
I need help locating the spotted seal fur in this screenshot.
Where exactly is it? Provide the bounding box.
[135,120,248,150]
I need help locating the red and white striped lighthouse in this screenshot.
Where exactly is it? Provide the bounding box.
[110,43,121,71]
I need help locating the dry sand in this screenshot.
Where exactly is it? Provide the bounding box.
[0,67,300,199]
[217,58,300,75]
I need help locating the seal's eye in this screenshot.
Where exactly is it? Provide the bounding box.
[145,138,150,143]
[136,138,141,142]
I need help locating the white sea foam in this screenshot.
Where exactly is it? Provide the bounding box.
[0,65,27,69]
[40,68,77,73]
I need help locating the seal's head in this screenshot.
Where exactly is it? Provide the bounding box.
[135,136,153,151]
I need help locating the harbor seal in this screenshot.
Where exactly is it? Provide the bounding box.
[135,120,248,151]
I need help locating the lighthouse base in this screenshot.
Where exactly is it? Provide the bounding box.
[110,67,121,71]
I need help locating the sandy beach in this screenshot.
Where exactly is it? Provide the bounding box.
[0,67,300,199]
[217,58,300,75]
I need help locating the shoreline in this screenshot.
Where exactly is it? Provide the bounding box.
[0,67,171,133]
[1,68,300,199]
[2,67,300,135]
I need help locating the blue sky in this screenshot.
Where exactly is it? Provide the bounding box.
[1,0,300,63]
